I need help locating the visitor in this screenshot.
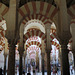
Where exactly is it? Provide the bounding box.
[33,69,36,75]
[22,69,25,75]
[27,72,31,75]
[53,66,57,75]
[0,67,2,75]
[70,65,73,74]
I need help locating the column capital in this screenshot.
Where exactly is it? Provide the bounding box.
[60,43,69,53]
[8,41,16,48]
[18,45,24,56]
[4,54,7,58]
[46,49,51,54]
[72,50,75,56]
[59,39,69,46]
[41,53,45,56]
[45,24,51,29]
[23,50,27,57]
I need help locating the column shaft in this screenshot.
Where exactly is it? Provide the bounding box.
[74,56,75,68]
[47,52,51,75]
[7,44,15,75]
[39,56,42,72]
[73,55,75,74]
[4,56,7,75]
[61,45,70,75]
[45,24,51,75]
[24,57,25,75]
[42,54,44,75]
[19,55,23,75]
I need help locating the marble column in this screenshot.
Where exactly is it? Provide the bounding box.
[7,43,16,75]
[19,54,23,75]
[72,50,75,74]
[4,55,7,75]
[23,56,25,75]
[61,44,70,75]
[55,0,70,74]
[41,53,45,75]
[45,24,51,75]
[46,51,51,75]
[19,20,24,75]
[18,46,24,75]
[58,48,62,75]
[39,55,42,72]
[74,55,75,74]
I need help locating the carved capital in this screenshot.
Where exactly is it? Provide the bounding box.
[41,53,45,58]
[18,46,24,55]
[45,24,51,29]
[72,50,75,56]
[45,49,51,54]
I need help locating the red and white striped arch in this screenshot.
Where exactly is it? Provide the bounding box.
[68,39,72,50]
[68,4,75,17]
[29,53,36,60]
[50,32,56,42]
[50,28,56,34]
[0,3,9,17]
[70,16,75,24]
[27,46,40,53]
[19,1,58,26]
[26,41,42,50]
[0,26,5,37]
[26,40,60,50]
[21,14,52,26]
[52,41,60,50]
[24,29,57,44]
[24,29,46,43]
[0,37,5,51]
[26,36,41,44]
[0,3,9,37]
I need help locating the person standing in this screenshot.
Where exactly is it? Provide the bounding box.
[0,67,2,75]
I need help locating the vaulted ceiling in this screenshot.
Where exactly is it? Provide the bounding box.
[0,0,75,7]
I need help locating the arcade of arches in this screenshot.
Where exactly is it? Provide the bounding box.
[0,0,75,75]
